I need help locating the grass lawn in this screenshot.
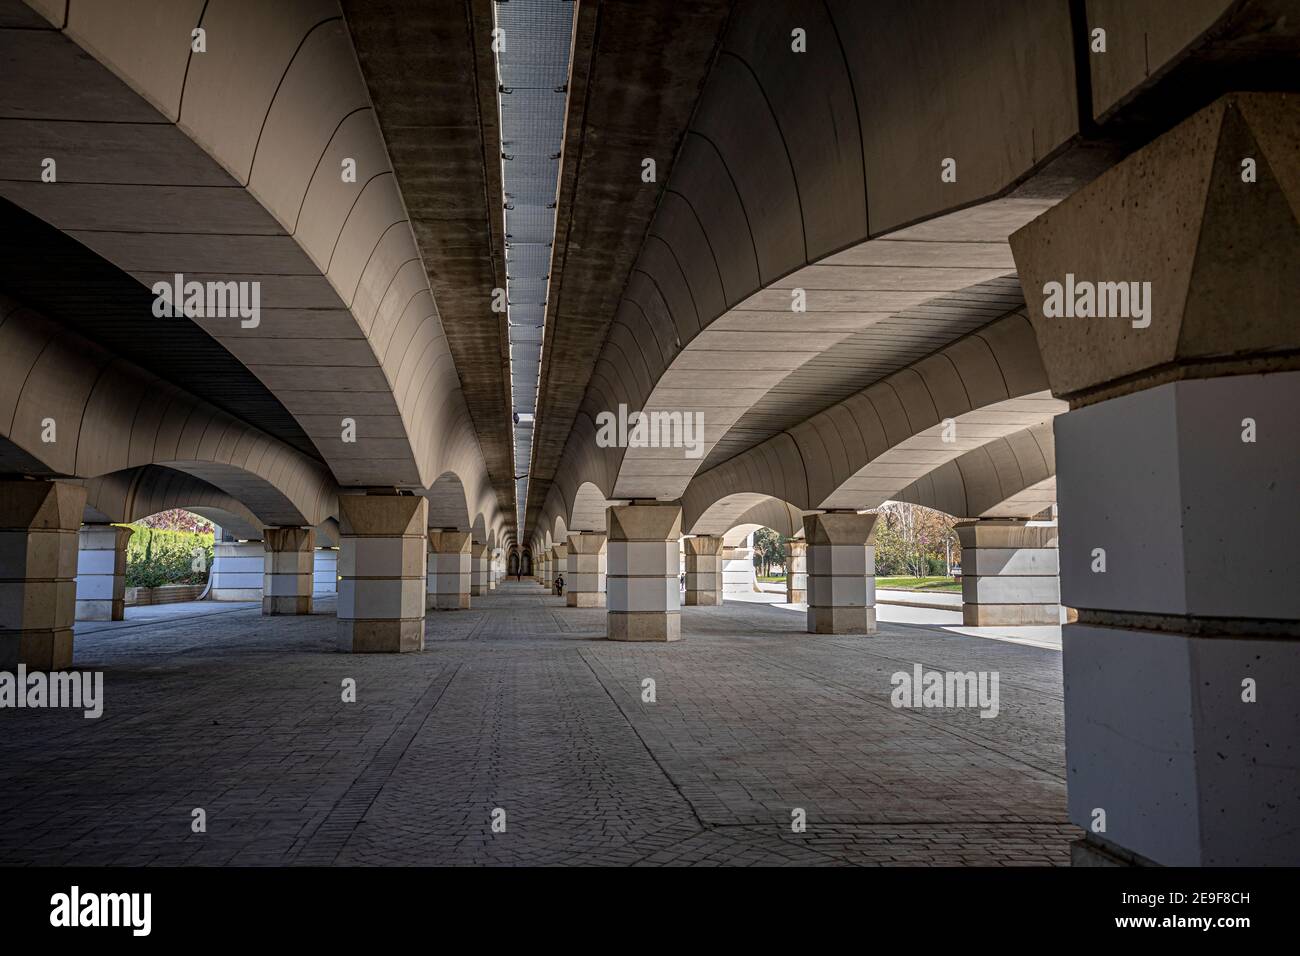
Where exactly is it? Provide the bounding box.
[757,575,787,583]
[876,576,962,592]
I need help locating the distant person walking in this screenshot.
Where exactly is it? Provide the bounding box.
[554,574,565,597]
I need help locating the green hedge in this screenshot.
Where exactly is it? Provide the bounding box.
[125,527,215,589]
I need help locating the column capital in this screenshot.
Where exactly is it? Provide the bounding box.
[566,531,607,554]
[1011,93,1300,404]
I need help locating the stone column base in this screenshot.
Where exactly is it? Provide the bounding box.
[339,618,425,654]
[567,591,605,608]
[808,605,876,634]
[608,610,681,642]
[684,590,722,606]
[264,595,313,615]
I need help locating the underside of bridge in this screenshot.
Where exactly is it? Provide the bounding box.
[0,0,1297,883]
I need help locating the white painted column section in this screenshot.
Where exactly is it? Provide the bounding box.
[683,535,724,606]
[75,524,133,621]
[1057,374,1300,866]
[337,494,427,653]
[313,548,338,594]
[785,539,807,603]
[566,532,607,607]
[428,531,472,611]
[211,540,264,601]
[471,543,490,597]
[955,519,1061,625]
[606,503,682,642]
[262,527,314,616]
[0,480,86,670]
[804,512,878,635]
[721,534,757,593]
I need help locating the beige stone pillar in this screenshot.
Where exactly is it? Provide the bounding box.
[566,532,607,607]
[955,519,1060,625]
[804,511,878,634]
[0,480,87,670]
[337,494,426,653]
[428,530,472,610]
[785,538,807,603]
[721,538,756,592]
[262,527,314,615]
[471,543,490,596]
[1009,92,1300,865]
[75,524,133,621]
[683,535,724,606]
[606,503,682,642]
[540,551,552,589]
[211,540,264,601]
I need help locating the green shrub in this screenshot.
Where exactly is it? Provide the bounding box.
[125,526,214,589]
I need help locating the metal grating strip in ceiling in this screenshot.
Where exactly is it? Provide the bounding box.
[493,0,575,537]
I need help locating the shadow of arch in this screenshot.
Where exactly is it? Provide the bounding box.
[424,471,472,530]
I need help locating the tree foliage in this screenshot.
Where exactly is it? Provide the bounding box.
[751,527,787,577]
[872,502,960,577]
[125,526,215,588]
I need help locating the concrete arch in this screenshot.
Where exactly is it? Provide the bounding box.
[0,292,336,528]
[568,480,611,533]
[682,310,1065,523]
[891,422,1058,520]
[687,492,803,539]
[552,514,569,548]
[1,0,504,528]
[82,464,265,541]
[471,512,488,547]
[424,471,471,532]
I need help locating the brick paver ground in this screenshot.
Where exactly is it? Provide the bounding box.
[0,583,1074,866]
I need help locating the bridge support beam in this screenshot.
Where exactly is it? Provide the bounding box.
[0,480,86,670]
[955,520,1060,626]
[606,503,682,642]
[428,531,472,610]
[785,539,807,604]
[313,548,337,594]
[337,494,426,653]
[75,524,133,622]
[804,512,877,635]
[262,527,314,615]
[1010,92,1300,865]
[683,535,724,606]
[566,532,607,607]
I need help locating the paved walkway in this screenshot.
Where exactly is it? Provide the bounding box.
[0,583,1072,866]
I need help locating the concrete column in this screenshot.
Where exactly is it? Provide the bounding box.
[211,540,264,601]
[804,512,878,634]
[785,539,807,603]
[683,535,724,606]
[0,480,87,670]
[75,524,133,621]
[566,532,607,607]
[470,543,490,597]
[489,550,501,590]
[955,519,1061,625]
[1008,92,1300,865]
[428,530,471,610]
[549,543,568,596]
[606,503,682,642]
[721,537,757,593]
[262,527,314,615]
[313,548,338,594]
[540,552,552,589]
[337,494,426,653]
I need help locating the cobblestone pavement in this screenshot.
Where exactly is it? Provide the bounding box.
[0,583,1073,866]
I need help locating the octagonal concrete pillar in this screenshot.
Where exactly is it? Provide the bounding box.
[540,552,552,590]
[722,538,756,593]
[785,539,807,603]
[1010,92,1300,865]
[428,530,471,611]
[262,527,314,616]
[566,532,607,607]
[0,480,87,670]
[804,512,878,635]
[606,503,682,642]
[337,494,427,653]
[955,520,1061,626]
[211,540,264,601]
[75,524,133,622]
[683,535,724,606]
[471,543,490,597]
[313,548,338,594]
